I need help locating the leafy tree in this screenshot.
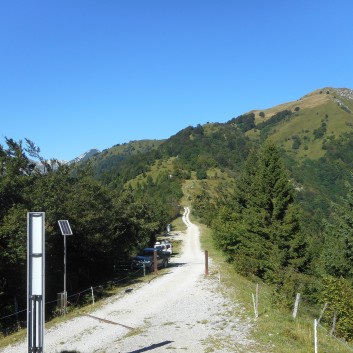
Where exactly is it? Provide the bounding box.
[111,191,162,260]
[227,113,256,132]
[257,110,292,130]
[0,138,172,324]
[320,276,353,341]
[0,139,36,308]
[0,138,35,221]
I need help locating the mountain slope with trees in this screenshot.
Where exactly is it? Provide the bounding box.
[2,87,353,342]
[0,139,169,333]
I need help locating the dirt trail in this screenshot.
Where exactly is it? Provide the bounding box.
[1,207,259,353]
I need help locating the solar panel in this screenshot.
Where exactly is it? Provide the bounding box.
[58,220,73,236]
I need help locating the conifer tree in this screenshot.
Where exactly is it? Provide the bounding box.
[320,180,353,278]
[212,142,306,283]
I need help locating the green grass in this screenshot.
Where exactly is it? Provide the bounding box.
[195,219,353,353]
[171,213,187,233]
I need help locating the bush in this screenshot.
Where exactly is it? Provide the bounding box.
[320,276,353,341]
[196,169,207,180]
[292,135,302,149]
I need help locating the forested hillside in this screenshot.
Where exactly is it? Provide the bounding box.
[2,87,353,342]
[0,138,171,332]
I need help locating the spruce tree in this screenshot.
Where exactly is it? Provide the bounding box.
[213,142,306,283]
[320,181,353,278]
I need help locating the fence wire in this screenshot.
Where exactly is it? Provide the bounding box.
[206,266,353,352]
[0,266,143,336]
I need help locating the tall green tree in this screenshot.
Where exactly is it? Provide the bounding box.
[0,139,35,308]
[212,142,307,283]
[0,138,171,321]
[319,181,353,278]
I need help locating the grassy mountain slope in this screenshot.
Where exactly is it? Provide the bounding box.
[248,87,353,160]
[87,87,353,223]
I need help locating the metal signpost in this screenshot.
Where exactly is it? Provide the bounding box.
[58,220,73,314]
[27,212,45,353]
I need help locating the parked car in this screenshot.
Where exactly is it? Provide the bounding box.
[154,241,173,254]
[131,248,170,271]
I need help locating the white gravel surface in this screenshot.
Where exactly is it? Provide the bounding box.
[1,207,261,353]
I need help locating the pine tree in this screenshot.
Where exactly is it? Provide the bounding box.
[320,180,353,278]
[213,142,306,282]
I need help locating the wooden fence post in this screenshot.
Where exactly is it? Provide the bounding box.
[205,250,209,277]
[153,250,158,273]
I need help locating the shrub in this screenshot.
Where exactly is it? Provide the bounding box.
[320,276,353,341]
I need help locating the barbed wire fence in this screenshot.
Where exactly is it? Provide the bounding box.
[3,255,353,352]
[0,265,144,337]
[205,261,353,353]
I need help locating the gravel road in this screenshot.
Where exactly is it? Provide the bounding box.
[2,207,260,353]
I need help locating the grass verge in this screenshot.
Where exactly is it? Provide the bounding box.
[196,220,353,353]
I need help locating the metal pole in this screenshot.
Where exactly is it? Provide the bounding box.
[314,319,318,353]
[256,284,259,319]
[293,293,301,319]
[32,296,37,352]
[64,234,67,314]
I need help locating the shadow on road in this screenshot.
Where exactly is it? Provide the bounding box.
[126,340,174,353]
[168,261,187,268]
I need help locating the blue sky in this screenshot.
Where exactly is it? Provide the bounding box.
[1,0,353,161]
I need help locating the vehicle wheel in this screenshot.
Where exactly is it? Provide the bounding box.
[149,263,154,272]
[163,259,168,268]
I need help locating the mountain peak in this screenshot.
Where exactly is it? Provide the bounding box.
[70,149,100,164]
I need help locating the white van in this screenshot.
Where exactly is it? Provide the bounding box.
[154,241,172,254]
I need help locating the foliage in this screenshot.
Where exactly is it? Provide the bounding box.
[227,112,256,132]
[291,135,301,149]
[257,110,292,131]
[313,121,327,139]
[290,133,353,223]
[318,181,353,278]
[132,171,183,223]
[93,123,252,190]
[0,138,170,330]
[320,276,353,341]
[212,142,307,290]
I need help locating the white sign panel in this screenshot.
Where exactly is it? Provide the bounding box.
[27,212,45,353]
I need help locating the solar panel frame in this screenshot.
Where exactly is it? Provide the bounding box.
[58,220,73,236]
